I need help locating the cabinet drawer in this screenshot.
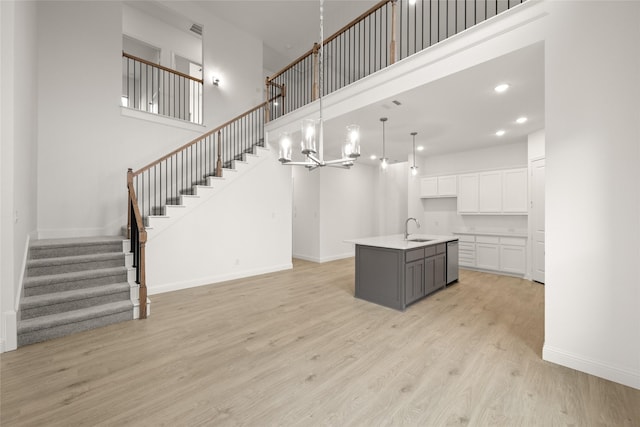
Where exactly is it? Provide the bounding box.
[406,248,425,263]
[459,242,475,251]
[460,258,475,267]
[476,235,500,244]
[424,246,436,257]
[436,243,446,255]
[499,236,527,246]
[457,235,475,243]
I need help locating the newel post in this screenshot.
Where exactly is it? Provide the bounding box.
[312,42,320,101]
[126,169,133,240]
[265,77,271,123]
[390,0,398,65]
[215,131,223,177]
[139,229,147,319]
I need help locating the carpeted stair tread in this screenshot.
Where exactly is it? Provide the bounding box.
[27,252,125,276]
[24,266,127,288]
[30,236,124,259]
[21,283,130,309]
[30,236,124,248]
[18,300,133,334]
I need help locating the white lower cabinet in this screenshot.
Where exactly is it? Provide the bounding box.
[499,237,527,274]
[454,233,527,276]
[476,236,500,270]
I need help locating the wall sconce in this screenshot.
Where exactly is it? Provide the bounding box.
[212,76,220,86]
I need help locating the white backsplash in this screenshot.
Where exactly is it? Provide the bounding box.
[418,197,528,236]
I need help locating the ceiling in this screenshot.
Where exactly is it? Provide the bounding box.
[321,42,545,165]
[194,0,380,73]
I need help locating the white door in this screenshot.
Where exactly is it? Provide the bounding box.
[531,158,545,283]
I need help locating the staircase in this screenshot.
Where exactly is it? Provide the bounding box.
[17,236,141,347]
[145,145,268,235]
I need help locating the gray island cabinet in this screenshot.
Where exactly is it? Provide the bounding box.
[346,235,457,311]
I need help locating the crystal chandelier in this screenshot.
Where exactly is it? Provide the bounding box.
[277,0,360,170]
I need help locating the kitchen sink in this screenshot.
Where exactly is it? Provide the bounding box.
[408,238,432,242]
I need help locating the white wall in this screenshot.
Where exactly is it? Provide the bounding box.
[376,162,409,235]
[1,0,39,352]
[292,163,377,262]
[543,0,640,389]
[409,142,529,236]
[527,129,545,160]
[320,164,377,261]
[146,147,292,294]
[292,167,320,261]
[123,3,201,67]
[35,1,264,238]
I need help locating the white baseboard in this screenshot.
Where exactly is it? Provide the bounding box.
[2,311,17,352]
[147,263,293,295]
[543,344,640,390]
[293,252,354,264]
[292,254,321,263]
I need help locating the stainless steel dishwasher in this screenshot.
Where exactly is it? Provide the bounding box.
[446,240,459,284]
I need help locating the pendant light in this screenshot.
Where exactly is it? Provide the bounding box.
[380,117,388,170]
[277,0,360,170]
[410,132,419,176]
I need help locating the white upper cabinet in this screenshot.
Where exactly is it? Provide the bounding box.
[419,177,438,198]
[456,168,528,215]
[457,174,479,212]
[420,175,457,198]
[478,171,502,213]
[438,175,457,197]
[502,168,528,213]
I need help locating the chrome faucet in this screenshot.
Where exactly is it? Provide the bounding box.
[404,217,420,240]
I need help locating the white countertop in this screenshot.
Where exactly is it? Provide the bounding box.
[345,234,458,250]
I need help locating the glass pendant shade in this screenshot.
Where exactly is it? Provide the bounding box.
[301,119,318,155]
[411,166,418,176]
[342,124,361,159]
[381,158,388,170]
[278,133,292,163]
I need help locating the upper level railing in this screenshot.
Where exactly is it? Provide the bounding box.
[122,52,204,124]
[266,0,526,120]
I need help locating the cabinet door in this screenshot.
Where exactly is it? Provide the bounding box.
[500,245,526,274]
[438,175,457,196]
[478,171,502,213]
[405,259,424,304]
[424,257,436,295]
[476,243,500,270]
[502,168,528,213]
[457,174,478,213]
[433,253,447,290]
[420,177,438,198]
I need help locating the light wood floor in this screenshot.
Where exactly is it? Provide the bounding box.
[2,258,639,426]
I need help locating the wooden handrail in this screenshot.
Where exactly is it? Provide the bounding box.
[266,0,390,82]
[122,51,204,84]
[323,0,390,46]
[131,93,283,177]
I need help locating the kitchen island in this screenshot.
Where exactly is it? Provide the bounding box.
[345,235,458,311]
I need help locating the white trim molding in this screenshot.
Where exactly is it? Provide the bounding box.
[147,263,293,296]
[543,344,640,390]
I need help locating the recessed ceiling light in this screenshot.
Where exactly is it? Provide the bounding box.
[516,116,528,124]
[370,154,377,160]
[416,146,424,151]
[494,83,510,93]
[496,130,506,136]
